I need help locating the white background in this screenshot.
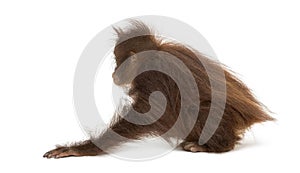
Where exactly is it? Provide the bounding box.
[0,0,299,172]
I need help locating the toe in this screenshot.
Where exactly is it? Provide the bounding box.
[182,142,207,152]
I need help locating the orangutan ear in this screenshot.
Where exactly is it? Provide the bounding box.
[129,51,136,56]
[129,51,138,62]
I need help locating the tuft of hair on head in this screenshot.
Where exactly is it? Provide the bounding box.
[112,20,155,44]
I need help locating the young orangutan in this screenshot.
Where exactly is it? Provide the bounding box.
[43,21,274,159]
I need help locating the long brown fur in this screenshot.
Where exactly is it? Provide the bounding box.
[43,21,274,158]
